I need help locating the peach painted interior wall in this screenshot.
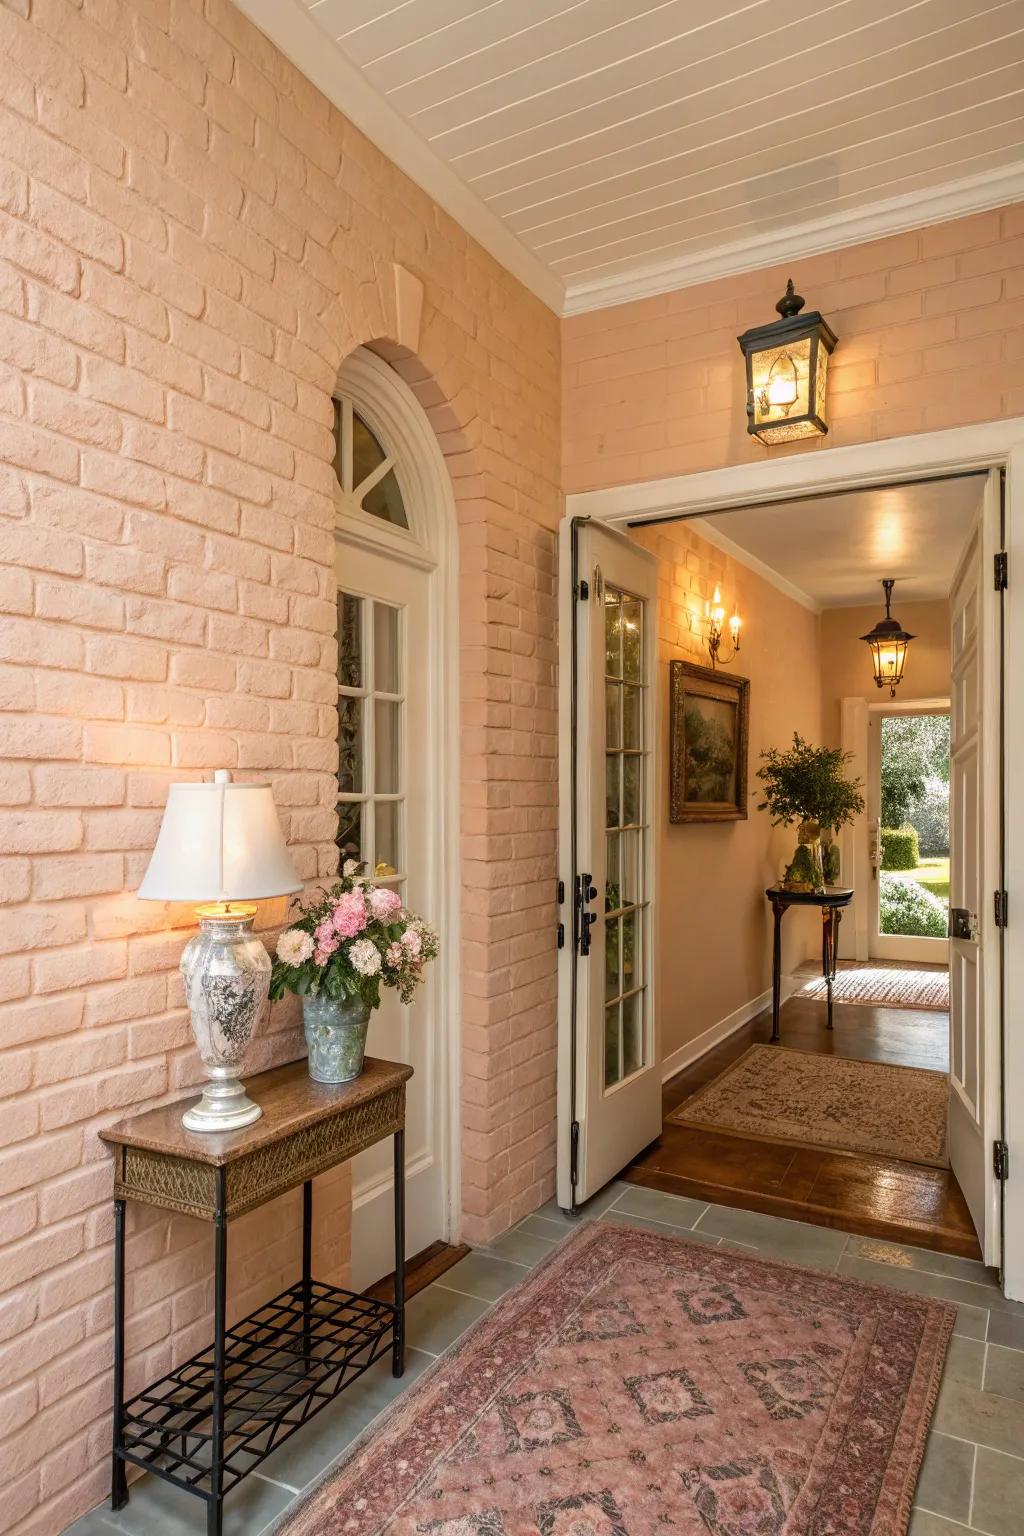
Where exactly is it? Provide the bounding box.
[820,599,953,748]
[0,0,560,1529]
[563,204,1024,493]
[630,520,823,1063]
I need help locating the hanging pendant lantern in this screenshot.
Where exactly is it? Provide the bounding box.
[861,579,914,697]
[737,279,837,445]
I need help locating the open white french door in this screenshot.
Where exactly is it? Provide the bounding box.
[336,541,447,1286]
[948,468,1005,1267]
[557,517,661,1210]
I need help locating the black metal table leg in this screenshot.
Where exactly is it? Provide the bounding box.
[824,911,835,1029]
[393,1127,405,1378]
[208,1170,227,1536]
[111,1197,128,1510]
[770,898,784,1043]
[302,1179,313,1368]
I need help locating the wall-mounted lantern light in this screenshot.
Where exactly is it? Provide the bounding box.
[737,279,837,445]
[861,579,914,697]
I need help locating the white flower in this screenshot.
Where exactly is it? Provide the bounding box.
[349,937,382,976]
[276,929,314,965]
[343,859,358,876]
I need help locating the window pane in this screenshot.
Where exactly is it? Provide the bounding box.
[375,700,400,794]
[331,399,346,490]
[374,603,400,693]
[338,593,362,689]
[362,466,408,529]
[605,592,622,678]
[623,754,641,826]
[351,411,386,490]
[623,685,641,750]
[604,918,620,1002]
[623,990,643,1077]
[604,1003,621,1088]
[338,696,362,794]
[622,598,642,682]
[622,909,639,995]
[605,833,620,912]
[605,754,620,828]
[605,682,621,750]
[618,829,640,907]
[374,800,400,876]
[336,801,362,866]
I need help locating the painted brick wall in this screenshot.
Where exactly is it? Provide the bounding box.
[0,0,560,1529]
[562,205,1024,493]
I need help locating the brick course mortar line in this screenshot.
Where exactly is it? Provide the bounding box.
[0,0,559,1529]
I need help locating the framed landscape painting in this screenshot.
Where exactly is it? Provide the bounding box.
[669,661,750,823]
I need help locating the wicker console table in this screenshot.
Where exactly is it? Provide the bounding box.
[100,1056,413,1536]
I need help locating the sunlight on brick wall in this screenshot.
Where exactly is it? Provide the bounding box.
[0,0,560,1528]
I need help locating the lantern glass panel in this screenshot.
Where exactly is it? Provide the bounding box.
[750,336,812,436]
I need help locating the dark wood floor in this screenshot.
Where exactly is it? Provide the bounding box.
[625,993,982,1259]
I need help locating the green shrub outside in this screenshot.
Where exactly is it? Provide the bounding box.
[879,872,948,937]
[881,825,920,871]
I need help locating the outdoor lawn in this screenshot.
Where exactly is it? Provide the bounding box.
[889,856,950,902]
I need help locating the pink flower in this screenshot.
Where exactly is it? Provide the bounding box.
[331,890,367,938]
[386,942,403,968]
[315,920,335,946]
[368,886,402,919]
[401,926,422,957]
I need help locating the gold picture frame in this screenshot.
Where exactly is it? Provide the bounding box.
[669,661,750,823]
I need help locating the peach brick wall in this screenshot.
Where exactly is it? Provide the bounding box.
[563,205,1024,493]
[0,0,560,1529]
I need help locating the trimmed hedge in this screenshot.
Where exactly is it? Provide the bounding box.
[879,872,948,938]
[881,825,920,871]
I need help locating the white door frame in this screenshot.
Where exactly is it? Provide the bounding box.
[335,348,462,1251]
[567,417,1024,1297]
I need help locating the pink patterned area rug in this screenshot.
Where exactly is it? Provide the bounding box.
[281,1222,953,1536]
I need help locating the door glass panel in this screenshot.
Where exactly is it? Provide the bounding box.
[604,918,620,1002]
[363,467,408,528]
[601,583,649,1089]
[374,603,400,693]
[337,589,406,884]
[338,697,362,794]
[374,701,400,794]
[338,593,362,689]
[351,411,387,488]
[333,398,409,529]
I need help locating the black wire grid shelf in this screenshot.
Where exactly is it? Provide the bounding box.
[118,1279,398,1498]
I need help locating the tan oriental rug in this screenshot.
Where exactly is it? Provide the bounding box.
[279,1221,953,1536]
[667,1045,949,1168]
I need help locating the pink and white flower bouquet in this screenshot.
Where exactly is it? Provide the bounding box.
[269,864,438,1010]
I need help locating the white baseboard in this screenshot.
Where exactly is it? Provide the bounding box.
[660,978,800,1084]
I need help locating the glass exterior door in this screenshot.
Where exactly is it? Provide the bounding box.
[337,591,405,888]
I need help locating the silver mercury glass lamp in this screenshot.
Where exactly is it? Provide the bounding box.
[138,770,301,1132]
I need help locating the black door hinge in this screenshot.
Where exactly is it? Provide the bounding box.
[994,1140,1010,1181]
[570,1120,580,1188]
[578,578,589,601]
[575,872,597,955]
[995,889,1009,928]
[556,922,565,949]
[995,551,1008,591]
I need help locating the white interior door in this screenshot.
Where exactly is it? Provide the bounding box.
[947,469,1002,1262]
[557,518,661,1208]
[336,543,446,1285]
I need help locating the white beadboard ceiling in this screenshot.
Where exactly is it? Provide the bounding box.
[695,472,984,608]
[237,0,1024,314]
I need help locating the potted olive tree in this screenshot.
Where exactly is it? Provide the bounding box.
[756,733,865,892]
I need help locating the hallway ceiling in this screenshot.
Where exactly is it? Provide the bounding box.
[695,473,985,608]
[239,0,1024,313]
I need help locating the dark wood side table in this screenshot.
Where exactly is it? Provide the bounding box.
[99,1056,413,1536]
[765,885,854,1042]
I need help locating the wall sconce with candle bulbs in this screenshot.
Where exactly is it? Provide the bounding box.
[687,585,742,668]
[737,279,837,445]
[861,579,914,697]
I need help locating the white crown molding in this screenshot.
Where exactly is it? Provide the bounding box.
[561,162,1024,317]
[231,0,565,315]
[684,515,821,616]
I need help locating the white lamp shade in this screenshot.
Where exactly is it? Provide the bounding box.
[138,772,302,903]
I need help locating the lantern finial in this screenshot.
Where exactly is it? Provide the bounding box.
[776,279,805,319]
